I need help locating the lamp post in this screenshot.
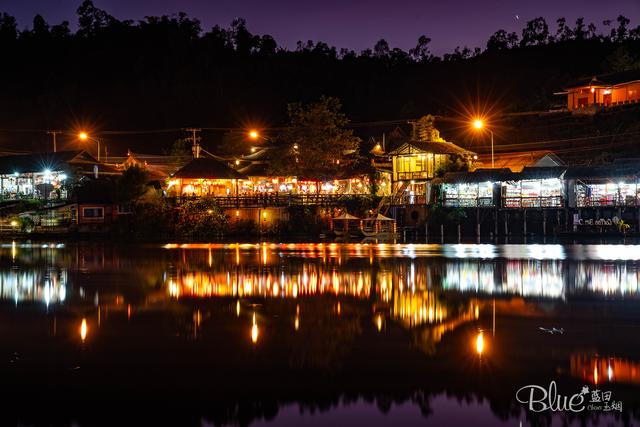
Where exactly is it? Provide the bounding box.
[78,132,102,161]
[473,119,494,169]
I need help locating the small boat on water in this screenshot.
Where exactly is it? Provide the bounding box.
[331,212,362,237]
[360,213,397,237]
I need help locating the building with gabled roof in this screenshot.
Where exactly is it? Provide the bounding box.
[167,157,246,197]
[558,70,640,111]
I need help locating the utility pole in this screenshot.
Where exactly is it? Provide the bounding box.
[46,131,62,152]
[184,128,202,158]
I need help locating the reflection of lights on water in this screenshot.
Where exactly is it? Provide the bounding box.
[594,245,640,261]
[475,305,480,319]
[294,315,299,331]
[608,364,613,381]
[594,366,599,385]
[80,318,88,342]
[376,314,382,332]
[476,331,484,355]
[336,302,341,315]
[236,300,240,317]
[251,312,259,344]
[527,245,565,260]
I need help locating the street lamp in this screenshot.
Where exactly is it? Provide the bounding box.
[78,132,102,161]
[472,119,494,169]
[248,130,260,140]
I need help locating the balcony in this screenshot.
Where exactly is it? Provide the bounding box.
[395,171,430,181]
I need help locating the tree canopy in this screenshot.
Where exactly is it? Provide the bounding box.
[268,97,361,180]
[0,2,638,153]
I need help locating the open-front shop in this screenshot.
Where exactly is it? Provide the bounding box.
[440,182,493,207]
[575,181,639,207]
[502,175,563,208]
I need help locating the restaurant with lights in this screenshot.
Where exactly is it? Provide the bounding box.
[0,151,114,200]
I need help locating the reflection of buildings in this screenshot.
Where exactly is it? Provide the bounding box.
[0,268,66,305]
[571,353,640,386]
[167,264,376,300]
[164,245,640,303]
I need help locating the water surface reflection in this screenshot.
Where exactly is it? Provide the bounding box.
[0,242,639,427]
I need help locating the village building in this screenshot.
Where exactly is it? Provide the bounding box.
[0,150,117,201]
[559,70,640,111]
[383,116,476,206]
[166,157,246,197]
[110,151,189,181]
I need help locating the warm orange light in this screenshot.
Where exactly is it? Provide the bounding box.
[476,331,484,355]
[78,132,88,141]
[251,312,259,344]
[473,119,484,130]
[590,87,595,93]
[248,130,259,140]
[80,318,88,342]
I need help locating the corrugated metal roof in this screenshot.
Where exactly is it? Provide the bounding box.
[431,168,513,184]
[563,70,640,89]
[564,160,640,180]
[516,166,567,180]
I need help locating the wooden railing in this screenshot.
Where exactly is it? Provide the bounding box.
[174,194,366,208]
[442,197,495,208]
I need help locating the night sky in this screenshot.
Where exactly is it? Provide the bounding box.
[3,0,640,54]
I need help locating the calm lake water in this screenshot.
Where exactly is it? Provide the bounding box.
[2,242,640,426]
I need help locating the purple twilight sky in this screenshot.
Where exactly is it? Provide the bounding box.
[2,0,640,54]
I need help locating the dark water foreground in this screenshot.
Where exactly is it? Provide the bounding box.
[1,242,640,427]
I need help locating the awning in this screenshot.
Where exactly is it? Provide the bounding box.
[333,213,360,220]
[364,214,395,221]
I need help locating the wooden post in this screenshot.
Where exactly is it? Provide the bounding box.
[504,211,508,236]
[440,224,444,243]
[543,210,547,235]
[457,222,461,242]
[494,208,498,238]
[523,209,527,236]
[476,208,480,239]
[425,221,429,242]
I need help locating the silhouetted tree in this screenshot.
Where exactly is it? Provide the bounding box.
[76,0,115,37]
[409,35,433,62]
[0,12,17,42]
[269,97,361,179]
[486,30,519,51]
[555,18,574,41]
[521,17,550,46]
[373,39,390,58]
